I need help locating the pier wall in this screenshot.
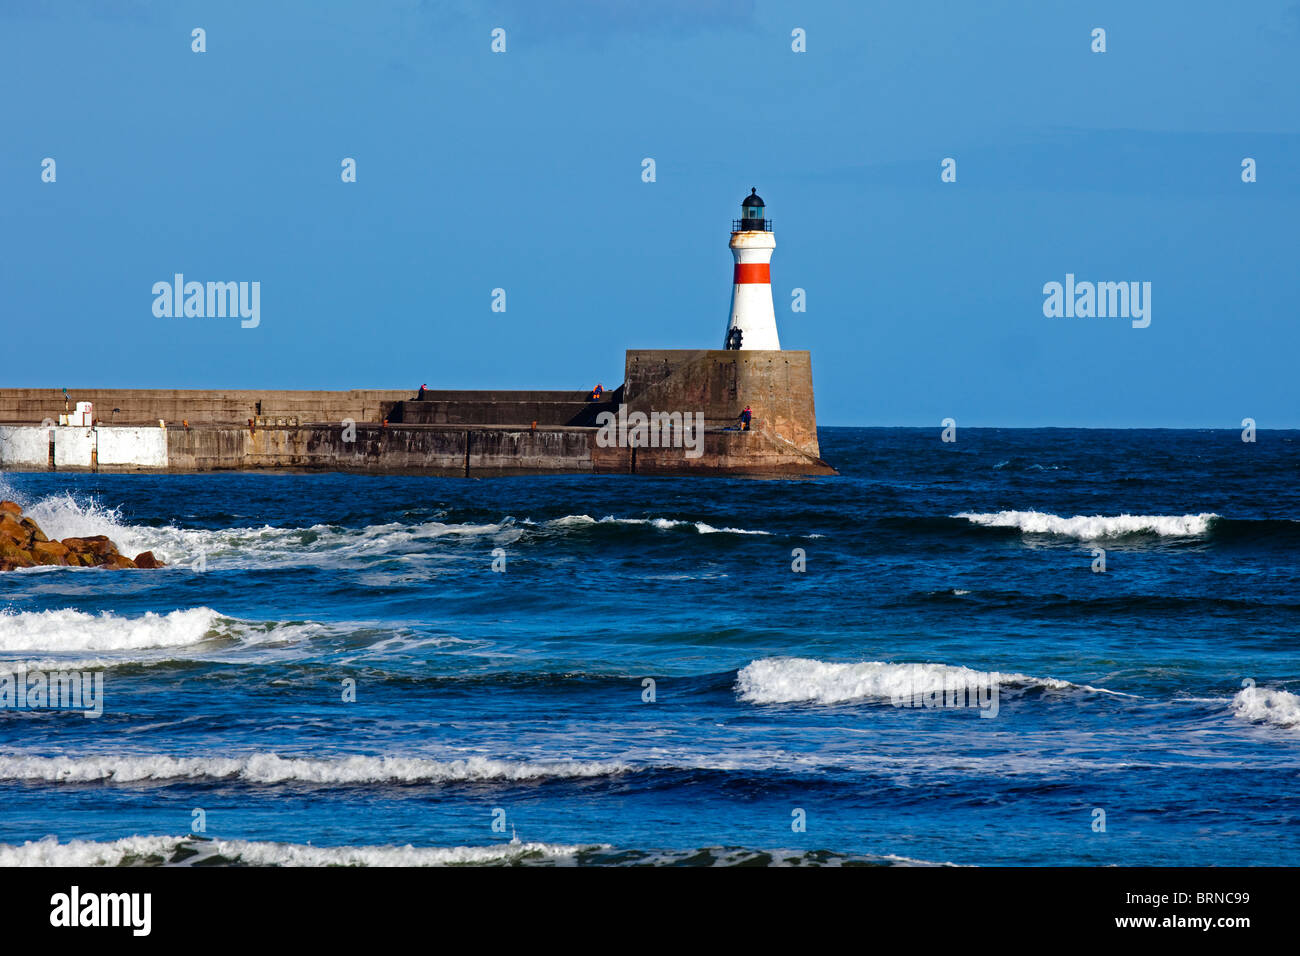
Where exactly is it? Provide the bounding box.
[166,425,615,476]
[0,352,833,476]
[0,388,410,426]
[391,390,619,427]
[0,423,621,476]
[623,350,821,458]
[0,422,829,476]
[0,425,169,470]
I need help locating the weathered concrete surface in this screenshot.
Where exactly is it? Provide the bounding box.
[396,390,600,403]
[469,428,603,474]
[0,426,50,467]
[0,353,833,476]
[168,425,463,475]
[99,428,169,467]
[0,389,411,426]
[393,390,621,427]
[163,424,610,476]
[632,428,830,476]
[623,350,828,466]
[0,421,826,477]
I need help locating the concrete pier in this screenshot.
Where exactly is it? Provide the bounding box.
[0,351,834,477]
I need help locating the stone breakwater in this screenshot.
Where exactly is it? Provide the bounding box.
[0,351,833,477]
[0,501,163,571]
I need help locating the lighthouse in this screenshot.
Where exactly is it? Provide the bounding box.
[723,188,780,351]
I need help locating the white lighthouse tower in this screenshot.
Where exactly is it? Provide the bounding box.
[723,188,780,351]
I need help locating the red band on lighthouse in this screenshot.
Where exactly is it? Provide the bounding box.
[733,263,770,284]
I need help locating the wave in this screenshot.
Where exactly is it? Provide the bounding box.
[15,489,141,550]
[0,835,944,867]
[0,607,229,655]
[0,606,486,672]
[0,485,770,569]
[0,746,1244,795]
[0,481,525,567]
[85,517,520,571]
[0,834,603,867]
[1231,685,1300,731]
[735,657,1128,705]
[543,514,769,535]
[954,510,1219,539]
[992,458,1063,472]
[0,753,632,786]
[0,607,365,671]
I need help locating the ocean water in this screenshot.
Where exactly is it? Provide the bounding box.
[0,427,1297,867]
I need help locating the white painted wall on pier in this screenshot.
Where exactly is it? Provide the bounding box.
[0,426,50,466]
[53,427,94,467]
[0,426,168,469]
[99,428,168,467]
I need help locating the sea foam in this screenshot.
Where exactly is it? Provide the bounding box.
[955,510,1218,539]
[0,482,767,570]
[0,607,226,654]
[545,514,769,535]
[0,753,631,786]
[0,834,601,867]
[0,607,453,672]
[0,835,943,867]
[1231,685,1300,730]
[735,657,1123,705]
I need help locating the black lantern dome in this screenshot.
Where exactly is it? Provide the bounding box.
[734,187,771,232]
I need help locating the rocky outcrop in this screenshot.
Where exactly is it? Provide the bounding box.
[0,500,164,571]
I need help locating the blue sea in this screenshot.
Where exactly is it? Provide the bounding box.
[0,428,1297,867]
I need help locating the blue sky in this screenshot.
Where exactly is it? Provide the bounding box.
[3,0,1297,426]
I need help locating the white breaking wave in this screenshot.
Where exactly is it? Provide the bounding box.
[0,485,767,570]
[955,510,1218,539]
[0,836,944,867]
[0,607,473,671]
[17,490,138,549]
[0,483,523,568]
[736,657,1125,705]
[0,834,602,867]
[545,514,769,535]
[0,607,227,655]
[0,608,340,670]
[0,753,632,785]
[97,518,521,570]
[1231,686,1300,730]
